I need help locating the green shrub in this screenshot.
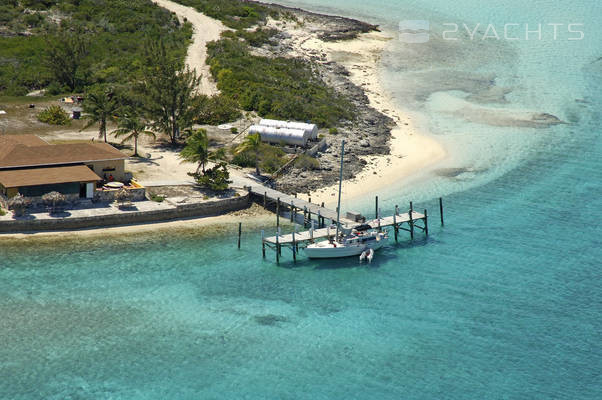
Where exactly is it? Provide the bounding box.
[230,127,238,134]
[294,154,320,170]
[0,208,6,216]
[150,194,165,202]
[329,127,339,135]
[231,148,256,168]
[37,105,71,125]
[189,162,231,191]
[258,144,287,173]
[177,0,270,29]
[196,94,242,125]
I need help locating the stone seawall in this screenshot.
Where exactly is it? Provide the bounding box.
[0,194,250,233]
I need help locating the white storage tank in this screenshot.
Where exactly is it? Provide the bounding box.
[248,125,309,147]
[259,119,319,140]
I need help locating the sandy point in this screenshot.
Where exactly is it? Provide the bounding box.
[296,31,446,207]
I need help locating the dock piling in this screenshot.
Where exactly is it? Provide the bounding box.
[439,197,444,226]
[290,201,294,222]
[375,196,379,219]
[261,230,265,258]
[276,197,280,228]
[292,230,297,263]
[237,222,242,249]
[424,209,429,236]
[393,211,398,242]
[409,202,414,240]
[263,192,267,208]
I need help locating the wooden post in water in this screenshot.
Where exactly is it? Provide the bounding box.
[310,220,314,242]
[263,191,267,208]
[275,229,280,264]
[439,197,444,226]
[409,202,414,240]
[321,202,325,227]
[237,222,242,249]
[276,197,280,228]
[317,210,322,228]
[303,206,308,228]
[292,229,296,263]
[393,211,398,242]
[290,201,294,222]
[277,227,282,257]
[424,209,429,236]
[309,196,312,204]
[261,230,265,258]
[375,196,379,219]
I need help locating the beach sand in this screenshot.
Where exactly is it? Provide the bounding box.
[287,30,446,207]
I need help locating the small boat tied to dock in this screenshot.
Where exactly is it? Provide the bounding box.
[246,139,443,264]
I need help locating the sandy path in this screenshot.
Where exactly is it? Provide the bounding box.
[153,0,228,96]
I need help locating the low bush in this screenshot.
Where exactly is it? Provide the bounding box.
[37,105,71,125]
[8,194,30,217]
[294,154,320,170]
[150,194,165,202]
[189,162,231,191]
[196,94,242,125]
[329,127,339,135]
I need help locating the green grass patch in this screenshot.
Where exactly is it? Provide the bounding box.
[150,194,165,202]
[294,154,320,170]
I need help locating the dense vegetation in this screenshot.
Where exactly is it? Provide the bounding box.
[207,30,353,128]
[0,0,191,95]
[175,0,274,29]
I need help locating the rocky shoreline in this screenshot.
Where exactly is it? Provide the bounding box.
[249,2,397,194]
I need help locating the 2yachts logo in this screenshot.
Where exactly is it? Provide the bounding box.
[399,21,585,43]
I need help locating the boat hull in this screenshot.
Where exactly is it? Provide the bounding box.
[304,237,387,259]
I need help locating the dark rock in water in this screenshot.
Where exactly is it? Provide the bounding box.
[531,113,565,125]
[254,314,289,326]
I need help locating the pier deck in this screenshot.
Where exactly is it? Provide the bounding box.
[248,185,356,226]
[245,185,441,264]
[263,211,426,245]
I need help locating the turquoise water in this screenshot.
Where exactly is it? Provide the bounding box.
[1,1,601,398]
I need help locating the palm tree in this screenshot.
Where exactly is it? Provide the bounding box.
[235,133,262,174]
[180,129,209,173]
[112,114,155,157]
[81,85,119,143]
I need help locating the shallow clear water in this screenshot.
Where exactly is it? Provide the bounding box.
[1,1,601,398]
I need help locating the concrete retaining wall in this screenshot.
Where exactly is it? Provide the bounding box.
[0,193,250,233]
[94,187,146,202]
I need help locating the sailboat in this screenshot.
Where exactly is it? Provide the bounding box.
[304,140,389,259]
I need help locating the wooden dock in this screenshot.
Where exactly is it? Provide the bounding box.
[263,211,426,245]
[244,185,442,264]
[248,185,356,227]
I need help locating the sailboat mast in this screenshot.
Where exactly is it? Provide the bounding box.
[335,140,345,241]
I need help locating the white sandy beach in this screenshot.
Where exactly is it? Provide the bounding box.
[282,29,447,207]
